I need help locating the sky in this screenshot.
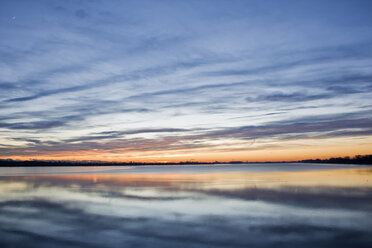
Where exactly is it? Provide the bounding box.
[0,0,372,162]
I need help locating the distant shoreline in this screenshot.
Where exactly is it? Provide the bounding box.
[0,155,371,167]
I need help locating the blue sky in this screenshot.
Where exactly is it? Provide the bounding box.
[1,0,372,161]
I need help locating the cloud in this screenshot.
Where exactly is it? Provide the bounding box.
[65,128,190,142]
[1,114,371,157]
[246,92,330,103]
[5,82,108,103]
[126,81,248,100]
[0,82,17,89]
[206,118,372,140]
[200,43,372,78]
[0,115,83,130]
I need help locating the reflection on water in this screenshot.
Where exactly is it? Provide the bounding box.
[0,164,372,248]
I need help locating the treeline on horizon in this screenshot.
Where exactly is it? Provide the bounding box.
[0,159,215,167]
[0,155,371,167]
[299,154,372,165]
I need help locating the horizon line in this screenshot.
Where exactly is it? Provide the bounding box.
[1,154,371,165]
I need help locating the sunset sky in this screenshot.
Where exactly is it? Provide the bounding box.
[1,0,372,162]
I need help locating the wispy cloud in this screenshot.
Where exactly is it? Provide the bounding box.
[1,113,371,158]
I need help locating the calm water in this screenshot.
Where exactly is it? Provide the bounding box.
[0,163,372,248]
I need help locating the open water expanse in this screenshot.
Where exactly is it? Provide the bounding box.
[0,163,372,248]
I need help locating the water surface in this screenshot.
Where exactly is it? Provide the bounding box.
[1,163,371,248]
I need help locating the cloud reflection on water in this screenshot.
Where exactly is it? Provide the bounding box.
[0,166,372,248]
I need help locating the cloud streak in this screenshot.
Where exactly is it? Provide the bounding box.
[1,115,371,157]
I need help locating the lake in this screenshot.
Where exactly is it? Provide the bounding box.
[0,163,371,248]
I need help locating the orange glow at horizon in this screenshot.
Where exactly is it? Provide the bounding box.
[2,135,372,162]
